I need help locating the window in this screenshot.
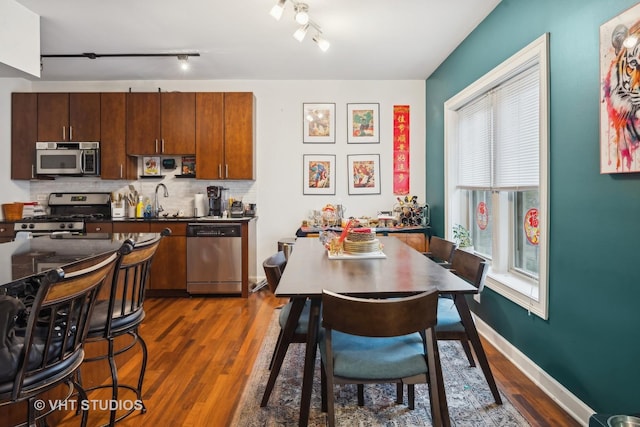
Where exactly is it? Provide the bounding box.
[444,34,549,319]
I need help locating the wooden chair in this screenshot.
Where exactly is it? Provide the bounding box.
[260,251,312,406]
[435,248,487,367]
[424,236,456,266]
[319,289,449,427]
[0,251,120,427]
[81,230,169,426]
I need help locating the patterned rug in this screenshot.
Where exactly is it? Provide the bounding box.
[232,311,530,426]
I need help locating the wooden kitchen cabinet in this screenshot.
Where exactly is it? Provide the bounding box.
[196,92,255,180]
[388,232,427,252]
[100,93,136,180]
[126,92,195,155]
[37,93,100,142]
[11,93,37,180]
[148,222,187,292]
[0,223,14,243]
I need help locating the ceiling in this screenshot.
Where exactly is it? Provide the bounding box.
[2,0,501,82]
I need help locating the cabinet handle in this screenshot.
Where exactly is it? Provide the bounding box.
[120,164,123,178]
[69,126,73,141]
[0,228,5,233]
[218,164,222,179]
[95,227,102,231]
[31,164,35,179]
[155,139,158,153]
[62,126,66,140]
[225,164,229,178]
[161,139,165,153]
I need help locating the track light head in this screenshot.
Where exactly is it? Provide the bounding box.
[270,0,286,20]
[294,3,309,25]
[313,33,330,52]
[293,24,309,42]
[177,55,189,70]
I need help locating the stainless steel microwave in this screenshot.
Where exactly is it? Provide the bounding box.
[35,142,100,176]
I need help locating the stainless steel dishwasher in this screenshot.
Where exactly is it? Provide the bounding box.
[186,223,242,294]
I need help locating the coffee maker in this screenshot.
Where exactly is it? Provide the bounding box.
[207,186,227,217]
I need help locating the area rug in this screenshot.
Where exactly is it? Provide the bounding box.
[232,312,530,426]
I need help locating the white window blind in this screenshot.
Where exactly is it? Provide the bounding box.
[458,95,492,189]
[494,66,540,189]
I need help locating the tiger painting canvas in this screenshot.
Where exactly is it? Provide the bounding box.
[600,2,640,173]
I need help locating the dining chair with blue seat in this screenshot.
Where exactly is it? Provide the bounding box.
[260,251,312,406]
[319,289,449,427]
[423,236,456,267]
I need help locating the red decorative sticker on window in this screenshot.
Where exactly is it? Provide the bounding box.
[476,202,488,230]
[524,208,539,245]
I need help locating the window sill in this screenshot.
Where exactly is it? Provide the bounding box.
[485,269,547,319]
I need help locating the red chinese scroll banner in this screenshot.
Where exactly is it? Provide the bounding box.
[393,105,410,195]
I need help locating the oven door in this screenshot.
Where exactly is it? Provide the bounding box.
[36,149,83,175]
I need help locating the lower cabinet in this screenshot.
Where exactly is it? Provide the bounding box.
[387,232,428,252]
[0,223,14,243]
[112,221,187,294]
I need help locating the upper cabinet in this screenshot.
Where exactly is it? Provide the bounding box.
[37,93,100,142]
[11,93,37,180]
[126,92,195,155]
[196,92,255,180]
[101,93,136,180]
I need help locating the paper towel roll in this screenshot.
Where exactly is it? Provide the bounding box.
[194,193,208,217]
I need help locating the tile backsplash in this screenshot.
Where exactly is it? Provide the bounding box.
[29,156,257,217]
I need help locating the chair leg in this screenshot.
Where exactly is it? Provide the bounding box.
[320,361,327,412]
[460,339,476,367]
[269,329,285,370]
[72,376,90,427]
[396,383,403,404]
[408,384,415,410]
[326,373,336,427]
[135,331,148,413]
[108,338,119,427]
[357,384,365,406]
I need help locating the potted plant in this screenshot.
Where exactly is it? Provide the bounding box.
[452,224,474,252]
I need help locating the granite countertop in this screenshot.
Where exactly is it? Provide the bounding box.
[111,216,257,222]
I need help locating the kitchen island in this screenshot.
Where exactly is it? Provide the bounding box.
[0,232,160,295]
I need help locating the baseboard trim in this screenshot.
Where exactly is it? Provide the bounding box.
[473,315,594,426]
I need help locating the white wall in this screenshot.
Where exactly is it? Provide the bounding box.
[10,79,426,281]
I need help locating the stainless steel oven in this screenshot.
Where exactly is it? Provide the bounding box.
[186,223,242,295]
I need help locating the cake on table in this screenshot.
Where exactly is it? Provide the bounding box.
[343,228,381,254]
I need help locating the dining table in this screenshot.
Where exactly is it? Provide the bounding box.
[268,236,502,427]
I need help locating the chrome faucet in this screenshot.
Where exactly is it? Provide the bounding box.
[154,183,169,217]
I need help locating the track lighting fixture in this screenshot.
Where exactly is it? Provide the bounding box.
[269,0,330,51]
[39,52,200,71]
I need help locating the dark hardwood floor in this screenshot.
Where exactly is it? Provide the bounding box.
[51,292,580,427]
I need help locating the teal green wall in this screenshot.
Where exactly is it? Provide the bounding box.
[426,0,640,414]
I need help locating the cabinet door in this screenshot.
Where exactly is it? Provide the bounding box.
[160,92,195,155]
[0,223,13,243]
[11,93,37,180]
[388,233,426,252]
[195,92,224,179]
[224,92,255,179]
[112,222,151,233]
[101,93,136,179]
[85,222,113,233]
[148,222,186,290]
[37,93,69,141]
[126,93,160,155]
[69,93,100,141]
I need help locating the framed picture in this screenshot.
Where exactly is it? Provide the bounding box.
[347,154,380,195]
[347,103,379,143]
[143,156,160,176]
[303,103,335,143]
[303,154,336,195]
[600,3,640,173]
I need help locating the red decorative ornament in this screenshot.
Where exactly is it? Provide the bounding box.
[524,208,540,245]
[476,202,488,231]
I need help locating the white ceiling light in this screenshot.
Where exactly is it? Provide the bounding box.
[270,0,286,20]
[313,33,330,52]
[294,3,309,25]
[177,55,189,70]
[293,24,309,42]
[269,0,330,51]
